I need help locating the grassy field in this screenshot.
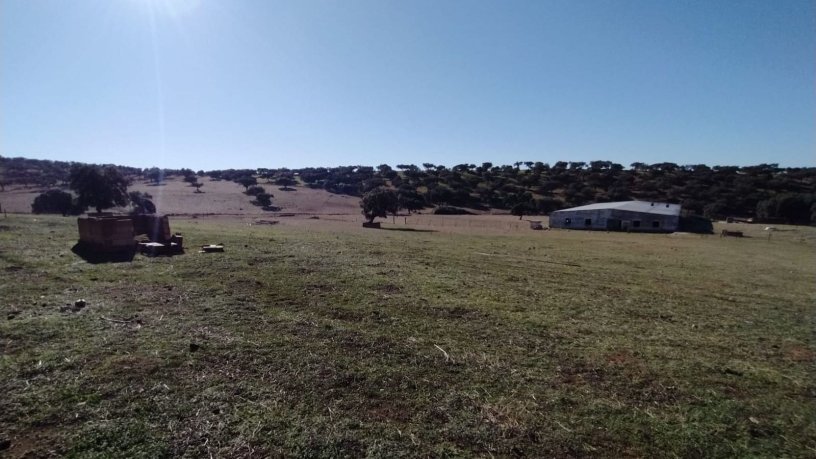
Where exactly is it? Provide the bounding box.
[1,214,814,457]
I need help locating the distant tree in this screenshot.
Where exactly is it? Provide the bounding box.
[552,161,568,171]
[246,185,266,196]
[256,168,274,183]
[145,167,164,184]
[0,180,7,191]
[703,200,729,220]
[360,177,387,194]
[31,189,75,216]
[235,176,257,191]
[360,187,398,223]
[510,193,535,220]
[69,165,129,213]
[275,176,297,190]
[535,197,563,214]
[254,192,273,208]
[193,182,204,193]
[183,174,198,185]
[397,189,425,213]
[756,193,815,224]
[129,191,156,214]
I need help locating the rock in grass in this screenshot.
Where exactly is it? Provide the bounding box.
[189,342,200,352]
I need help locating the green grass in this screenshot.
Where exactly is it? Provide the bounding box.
[1,215,814,457]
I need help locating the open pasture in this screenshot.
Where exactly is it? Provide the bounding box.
[0,214,814,457]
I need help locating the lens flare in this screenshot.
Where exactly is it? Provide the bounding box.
[136,0,201,18]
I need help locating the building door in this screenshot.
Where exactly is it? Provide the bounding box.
[621,220,630,231]
[606,218,621,230]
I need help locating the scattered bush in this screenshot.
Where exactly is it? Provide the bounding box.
[31,189,78,215]
[246,185,266,196]
[235,176,257,191]
[129,191,156,214]
[275,176,297,190]
[253,192,273,208]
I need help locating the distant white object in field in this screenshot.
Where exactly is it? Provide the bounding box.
[764,226,776,231]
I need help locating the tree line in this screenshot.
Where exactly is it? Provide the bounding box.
[226,162,816,224]
[3,156,815,224]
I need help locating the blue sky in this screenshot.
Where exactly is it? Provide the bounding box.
[2,0,814,170]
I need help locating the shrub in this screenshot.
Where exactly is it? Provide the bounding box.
[129,191,156,214]
[31,189,77,215]
[235,176,257,190]
[246,185,266,196]
[253,193,273,207]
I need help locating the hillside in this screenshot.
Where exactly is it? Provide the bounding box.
[0,175,360,216]
[2,156,815,222]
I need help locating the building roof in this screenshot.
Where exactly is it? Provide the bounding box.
[552,201,681,216]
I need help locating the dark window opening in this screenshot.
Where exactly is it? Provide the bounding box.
[584,218,592,226]
[652,221,660,228]
[632,220,641,228]
[564,218,571,226]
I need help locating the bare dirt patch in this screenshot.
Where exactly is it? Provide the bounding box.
[784,345,815,362]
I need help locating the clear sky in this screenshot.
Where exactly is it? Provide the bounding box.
[2,0,814,170]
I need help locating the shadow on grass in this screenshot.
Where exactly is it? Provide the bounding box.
[380,227,438,233]
[71,243,135,264]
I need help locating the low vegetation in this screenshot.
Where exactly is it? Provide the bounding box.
[1,215,813,457]
[28,165,156,216]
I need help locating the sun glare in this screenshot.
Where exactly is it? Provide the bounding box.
[135,0,201,17]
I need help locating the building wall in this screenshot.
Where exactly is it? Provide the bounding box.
[610,210,679,232]
[549,209,679,232]
[77,216,135,251]
[548,209,615,230]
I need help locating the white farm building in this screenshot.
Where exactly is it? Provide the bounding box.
[549,201,681,232]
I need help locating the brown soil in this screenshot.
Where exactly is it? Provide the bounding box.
[0,176,547,235]
[0,177,360,215]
